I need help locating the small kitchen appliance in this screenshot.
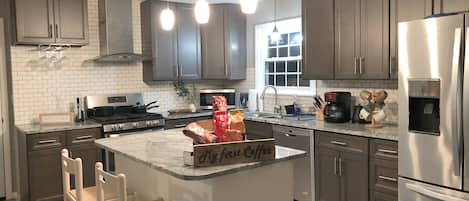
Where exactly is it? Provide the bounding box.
[323,92,351,123]
[199,89,237,110]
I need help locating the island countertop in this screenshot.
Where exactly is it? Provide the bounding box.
[94,128,306,181]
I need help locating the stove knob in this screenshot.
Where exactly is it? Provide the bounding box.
[118,124,124,130]
[132,122,138,128]
[146,121,153,126]
[111,125,118,131]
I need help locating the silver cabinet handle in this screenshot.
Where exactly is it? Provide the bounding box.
[377,149,398,155]
[55,24,59,39]
[389,56,394,75]
[76,135,94,140]
[330,141,347,146]
[338,158,343,176]
[174,124,187,128]
[38,139,58,144]
[49,24,53,38]
[333,157,338,175]
[359,57,364,74]
[378,176,397,182]
[354,57,358,74]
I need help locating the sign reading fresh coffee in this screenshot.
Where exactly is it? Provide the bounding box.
[186,139,276,168]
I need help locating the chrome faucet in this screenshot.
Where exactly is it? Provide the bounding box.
[260,85,282,114]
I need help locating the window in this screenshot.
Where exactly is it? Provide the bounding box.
[255,18,315,96]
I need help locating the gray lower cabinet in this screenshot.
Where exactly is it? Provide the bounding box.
[16,127,102,201]
[14,0,88,45]
[315,131,369,201]
[369,139,398,201]
[244,120,273,140]
[201,4,246,80]
[141,0,201,81]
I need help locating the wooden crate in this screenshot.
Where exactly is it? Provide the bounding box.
[184,139,276,168]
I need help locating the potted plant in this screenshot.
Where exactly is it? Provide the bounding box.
[173,80,197,112]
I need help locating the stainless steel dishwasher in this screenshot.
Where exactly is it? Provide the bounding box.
[273,125,314,201]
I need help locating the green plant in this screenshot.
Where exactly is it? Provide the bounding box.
[173,80,196,104]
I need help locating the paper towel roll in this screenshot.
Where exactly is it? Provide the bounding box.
[248,89,258,112]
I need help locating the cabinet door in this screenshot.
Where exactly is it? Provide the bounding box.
[69,144,102,188]
[359,0,390,79]
[201,5,226,79]
[224,4,246,80]
[53,0,88,45]
[245,120,273,139]
[390,0,398,80]
[14,0,55,44]
[302,0,335,80]
[28,148,63,201]
[340,151,369,201]
[142,0,178,81]
[434,0,469,14]
[334,0,361,79]
[176,4,201,80]
[315,146,341,201]
[397,0,432,22]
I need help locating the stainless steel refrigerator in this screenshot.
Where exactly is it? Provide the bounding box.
[399,14,469,200]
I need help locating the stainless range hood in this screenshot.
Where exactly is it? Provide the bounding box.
[94,0,145,62]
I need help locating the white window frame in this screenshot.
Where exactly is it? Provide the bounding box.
[255,17,316,96]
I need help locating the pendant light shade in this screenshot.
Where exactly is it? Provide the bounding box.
[160,8,175,31]
[194,0,210,24]
[271,26,280,43]
[240,0,258,14]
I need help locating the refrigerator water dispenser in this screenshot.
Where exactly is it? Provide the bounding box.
[408,80,441,135]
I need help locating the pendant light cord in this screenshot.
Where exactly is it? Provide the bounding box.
[274,0,277,26]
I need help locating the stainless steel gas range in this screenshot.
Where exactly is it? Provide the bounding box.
[85,93,165,170]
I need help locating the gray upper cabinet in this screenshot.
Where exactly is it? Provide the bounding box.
[303,0,391,80]
[53,0,89,44]
[14,0,89,45]
[397,0,432,22]
[302,0,334,80]
[201,4,246,80]
[140,0,201,82]
[14,0,55,44]
[334,0,361,79]
[176,4,202,80]
[335,0,390,79]
[141,0,201,81]
[359,0,389,79]
[434,0,469,14]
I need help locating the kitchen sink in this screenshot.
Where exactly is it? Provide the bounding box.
[250,112,315,121]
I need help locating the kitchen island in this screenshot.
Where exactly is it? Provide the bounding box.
[95,128,306,201]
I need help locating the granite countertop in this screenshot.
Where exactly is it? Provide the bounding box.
[164,111,213,120]
[95,128,306,181]
[16,120,102,135]
[244,114,399,141]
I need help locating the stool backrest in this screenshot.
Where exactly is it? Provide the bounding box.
[95,162,127,201]
[61,149,84,201]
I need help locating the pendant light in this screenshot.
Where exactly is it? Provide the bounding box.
[271,0,280,43]
[160,2,175,31]
[240,0,258,14]
[195,0,210,24]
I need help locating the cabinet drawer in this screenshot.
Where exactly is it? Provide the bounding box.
[371,139,398,160]
[373,190,398,201]
[273,126,311,152]
[316,131,368,154]
[165,116,212,129]
[66,128,101,146]
[27,132,66,152]
[372,163,398,192]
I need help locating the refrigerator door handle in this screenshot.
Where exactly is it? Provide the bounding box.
[406,183,467,201]
[464,23,469,191]
[450,28,463,176]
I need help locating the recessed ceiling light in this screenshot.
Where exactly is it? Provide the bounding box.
[195,0,210,24]
[240,0,258,14]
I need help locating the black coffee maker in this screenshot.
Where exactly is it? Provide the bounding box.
[324,92,352,123]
